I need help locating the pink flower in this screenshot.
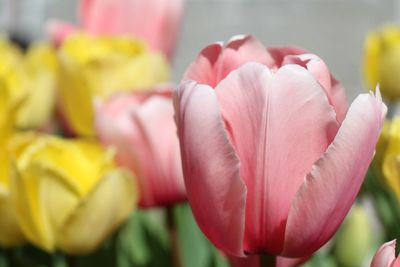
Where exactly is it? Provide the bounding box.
[174,35,386,257]
[371,240,400,267]
[229,254,310,267]
[48,0,185,60]
[95,88,186,208]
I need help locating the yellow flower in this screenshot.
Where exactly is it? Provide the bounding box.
[364,25,400,100]
[0,37,26,138]
[0,42,27,245]
[0,139,26,247]
[0,39,58,247]
[10,135,137,254]
[16,43,59,129]
[334,203,374,267]
[58,33,170,136]
[0,38,58,130]
[382,117,400,200]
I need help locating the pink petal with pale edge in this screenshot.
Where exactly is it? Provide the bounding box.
[174,81,246,256]
[215,62,339,254]
[182,43,223,87]
[283,90,386,257]
[95,91,185,207]
[183,35,274,87]
[371,240,397,267]
[267,45,308,66]
[281,54,348,123]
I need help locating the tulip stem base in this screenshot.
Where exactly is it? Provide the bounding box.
[260,254,276,267]
[167,207,182,267]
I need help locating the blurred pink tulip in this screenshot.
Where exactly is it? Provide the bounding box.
[174,35,386,257]
[48,0,184,60]
[95,88,186,208]
[229,254,310,267]
[371,240,400,267]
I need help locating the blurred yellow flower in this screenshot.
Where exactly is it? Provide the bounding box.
[0,37,58,131]
[382,117,400,200]
[0,37,26,139]
[364,25,400,100]
[0,139,25,247]
[0,45,27,245]
[0,39,59,247]
[58,33,170,136]
[10,135,138,254]
[334,203,374,267]
[16,43,59,129]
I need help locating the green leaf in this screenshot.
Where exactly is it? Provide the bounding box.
[174,204,211,267]
[117,212,150,266]
[210,247,229,267]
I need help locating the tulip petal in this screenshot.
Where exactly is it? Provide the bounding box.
[129,96,185,207]
[182,43,223,87]
[276,255,311,267]
[0,193,25,246]
[57,169,137,254]
[228,255,309,267]
[393,256,400,267]
[79,0,184,59]
[267,45,308,66]
[183,35,274,87]
[215,62,339,254]
[229,255,259,267]
[174,81,246,256]
[219,35,275,83]
[96,91,186,207]
[371,240,397,267]
[283,91,386,257]
[281,54,348,123]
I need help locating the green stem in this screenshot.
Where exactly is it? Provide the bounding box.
[260,254,276,267]
[167,207,182,267]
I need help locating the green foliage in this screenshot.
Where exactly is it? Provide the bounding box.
[0,205,230,267]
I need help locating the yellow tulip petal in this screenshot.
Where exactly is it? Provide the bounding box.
[58,33,170,136]
[16,43,58,129]
[11,135,135,254]
[0,192,25,247]
[364,31,381,90]
[57,169,137,254]
[383,117,400,200]
[363,25,400,100]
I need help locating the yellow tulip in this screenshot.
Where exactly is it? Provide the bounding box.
[0,139,26,247]
[0,38,58,130]
[0,37,26,139]
[16,43,59,129]
[10,135,138,254]
[58,33,170,136]
[0,39,58,247]
[334,203,374,267]
[0,43,27,245]
[382,117,400,200]
[364,25,400,100]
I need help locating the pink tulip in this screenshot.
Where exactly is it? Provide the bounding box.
[174,35,386,257]
[48,0,185,60]
[229,254,310,267]
[371,240,400,267]
[95,88,186,208]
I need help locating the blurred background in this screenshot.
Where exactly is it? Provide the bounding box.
[0,0,396,101]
